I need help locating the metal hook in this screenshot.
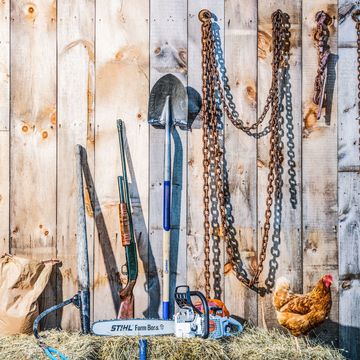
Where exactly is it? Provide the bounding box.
[352,9,360,22]
[198,9,212,23]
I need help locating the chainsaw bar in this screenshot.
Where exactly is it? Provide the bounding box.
[91,319,175,336]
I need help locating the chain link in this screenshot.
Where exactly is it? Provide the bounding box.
[313,11,331,119]
[353,10,360,161]
[198,9,289,296]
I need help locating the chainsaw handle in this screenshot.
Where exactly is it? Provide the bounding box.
[189,290,209,339]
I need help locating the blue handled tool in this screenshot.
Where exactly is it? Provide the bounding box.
[161,96,172,320]
[148,74,198,320]
[139,339,148,360]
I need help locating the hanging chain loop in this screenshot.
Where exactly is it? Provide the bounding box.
[313,11,332,120]
[199,9,289,297]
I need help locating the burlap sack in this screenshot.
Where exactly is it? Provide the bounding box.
[0,254,58,335]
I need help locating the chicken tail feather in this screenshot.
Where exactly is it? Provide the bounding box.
[273,276,291,311]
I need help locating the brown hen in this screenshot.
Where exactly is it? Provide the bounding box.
[273,274,332,336]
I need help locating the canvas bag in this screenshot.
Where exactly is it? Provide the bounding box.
[0,254,58,335]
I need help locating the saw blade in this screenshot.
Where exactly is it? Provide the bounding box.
[92,319,175,336]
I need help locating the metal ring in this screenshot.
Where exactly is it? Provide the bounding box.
[352,9,360,22]
[198,9,212,22]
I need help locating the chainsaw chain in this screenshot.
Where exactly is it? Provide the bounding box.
[199,9,289,297]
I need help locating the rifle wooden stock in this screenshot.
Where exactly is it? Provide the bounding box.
[118,279,136,319]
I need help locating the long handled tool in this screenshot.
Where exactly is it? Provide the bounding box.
[76,145,91,332]
[148,74,189,320]
[33,145,91,359]
[162,96,172,320]
[117,119,138,319]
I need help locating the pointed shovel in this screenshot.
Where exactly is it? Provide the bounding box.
[148,74,187,320]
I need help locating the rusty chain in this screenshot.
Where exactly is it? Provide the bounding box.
[313,11,332,120]
[199,9,289,298]
[353,10,360,160]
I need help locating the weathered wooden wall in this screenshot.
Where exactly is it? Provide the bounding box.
[0,0,359,358]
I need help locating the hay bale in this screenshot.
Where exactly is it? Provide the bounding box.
[225,328,345,360]
[100,336,228,360]
[0,327,346,360]
[0,331,101,360]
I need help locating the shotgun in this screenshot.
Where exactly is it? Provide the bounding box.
[117,119,138,319]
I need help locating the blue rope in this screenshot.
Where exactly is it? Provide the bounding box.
[43,346,68,360]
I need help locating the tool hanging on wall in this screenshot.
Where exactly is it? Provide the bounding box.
[117,119,138,319]
[352,9,360,160]
[198,9,290,297]
[312,11,332,120]
[148,74,188,319]
[33,145,91,360]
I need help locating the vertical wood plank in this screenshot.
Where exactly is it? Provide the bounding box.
[0,132,9,254]
[338,0,360,170]
[257,0,302,329]
[338,172,360,359]
[10,0,57,327]
[0,0,9,131]
[224,0,258,323]
[0,0,9,254]
[302,0,338,344]
[57,0,95,329]
[95,0,149,320]
[149,0,187,317]
[187,1,224,297]
[338,2,360,357]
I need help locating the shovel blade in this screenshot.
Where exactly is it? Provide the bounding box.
[148,74,188,129]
